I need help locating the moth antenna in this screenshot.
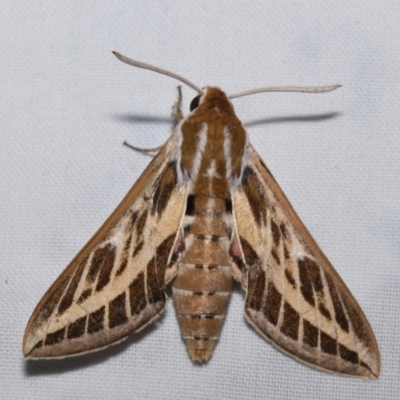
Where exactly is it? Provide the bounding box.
[229,84,341,99]
[113,51,203,95]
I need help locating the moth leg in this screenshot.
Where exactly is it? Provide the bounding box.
[124,86,183,154]
[123,141,164,153]
[171,86,184,121]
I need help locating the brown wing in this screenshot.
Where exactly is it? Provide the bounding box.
[23,135,186,359]
[232,144,380,378]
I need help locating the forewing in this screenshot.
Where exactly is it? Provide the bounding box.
[233,144,380,378]
[23,136,186,358]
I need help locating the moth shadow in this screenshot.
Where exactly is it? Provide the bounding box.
[112,114,175,125]
[112,112,341,131]
[22,315,164,376]
[244,112,341,128]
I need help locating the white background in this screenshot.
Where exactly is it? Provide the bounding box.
[1,1,399,399]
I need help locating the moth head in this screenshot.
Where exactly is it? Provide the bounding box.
[189,86,233,113]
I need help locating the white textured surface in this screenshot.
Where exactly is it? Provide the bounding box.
[1,1,399,399]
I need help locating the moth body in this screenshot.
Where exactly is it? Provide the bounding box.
[172,87,246,361]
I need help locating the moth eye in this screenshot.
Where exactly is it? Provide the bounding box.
[190,95,201,111]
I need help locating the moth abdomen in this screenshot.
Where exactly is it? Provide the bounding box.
[172,195,234,362]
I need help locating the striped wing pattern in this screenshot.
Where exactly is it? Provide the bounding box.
[23,139,186,358]
[233,145,380,378]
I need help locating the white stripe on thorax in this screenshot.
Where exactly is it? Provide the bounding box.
[203,159,221,179]
[223,126,232,181]
[190,123,208,181]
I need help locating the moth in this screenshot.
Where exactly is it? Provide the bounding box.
[23,52,380,379]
